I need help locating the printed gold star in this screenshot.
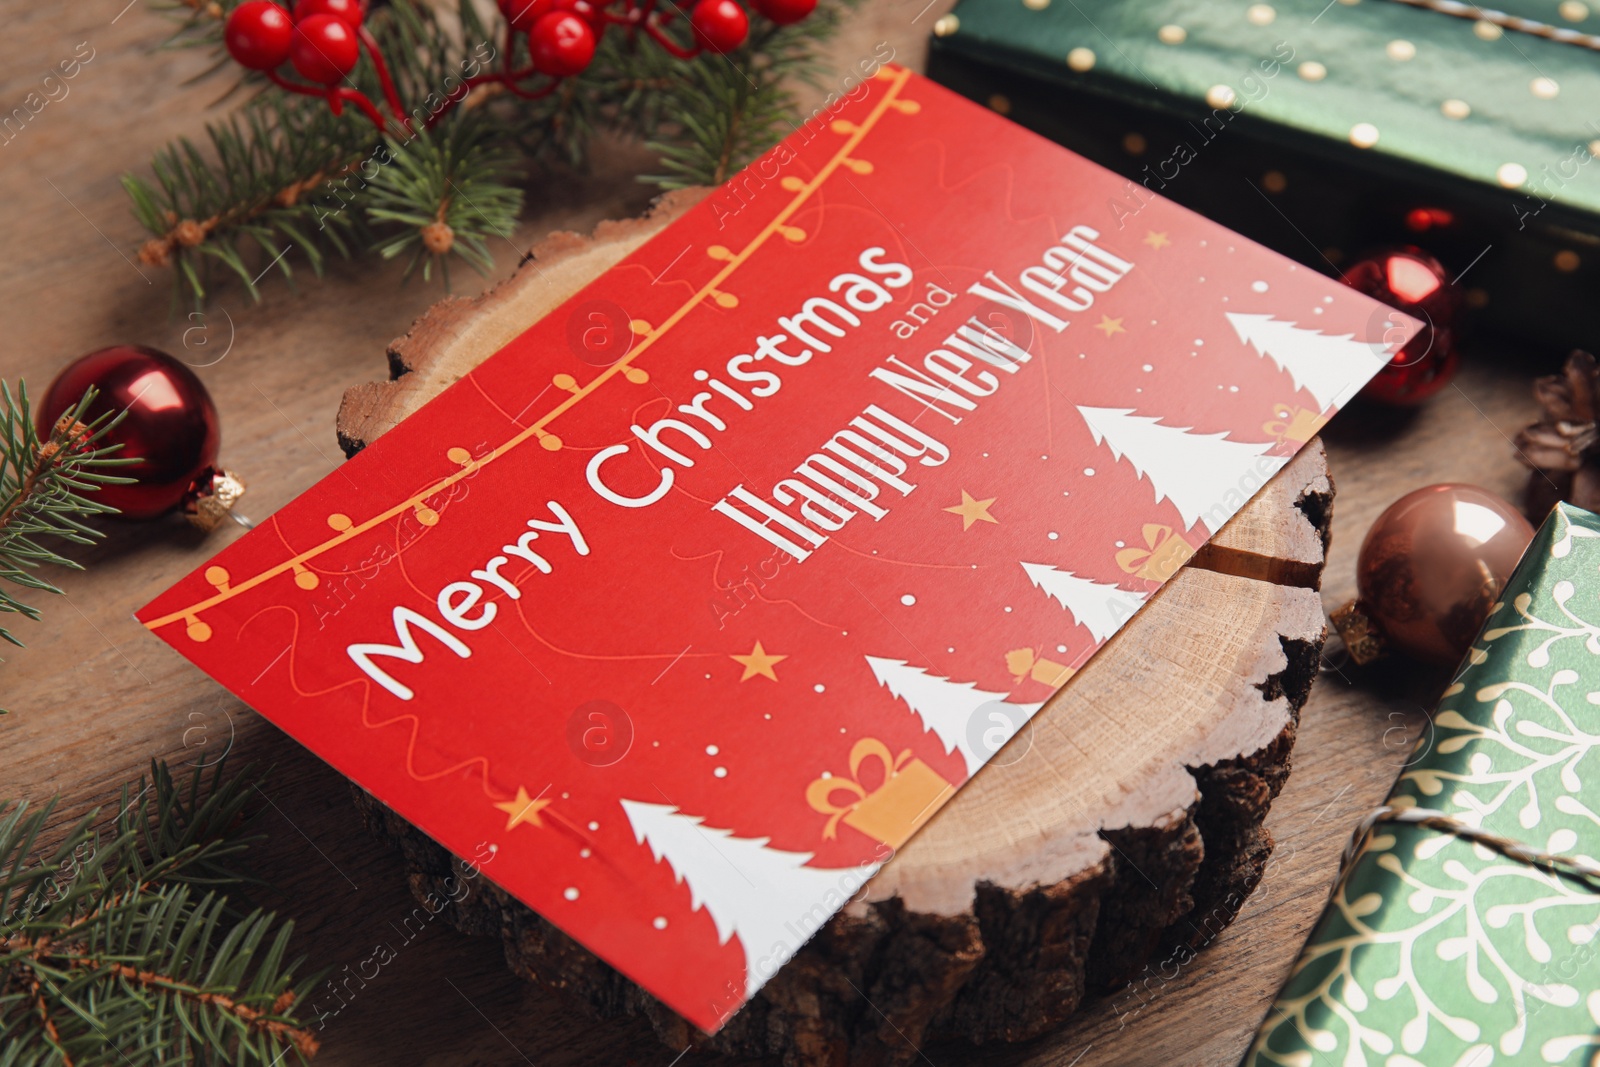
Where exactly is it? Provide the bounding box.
[731,641,786,682]
[494,787,551,831]
[1094,315,1126,337]
[1143,230,1171,249]
[944,490,998,531]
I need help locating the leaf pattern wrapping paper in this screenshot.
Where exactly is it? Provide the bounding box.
[1247,504,1600,1067]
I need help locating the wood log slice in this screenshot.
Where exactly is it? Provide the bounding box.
[337,190,1333,1067]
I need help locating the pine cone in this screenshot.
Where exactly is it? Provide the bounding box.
[1515,350,1600,518]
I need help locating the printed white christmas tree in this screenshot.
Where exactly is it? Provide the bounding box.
[1019,562,1146,643]
[864,656,1042,776]
[1226,312,1392,411]
[1076,406,1287,533]
[620,799,879,998]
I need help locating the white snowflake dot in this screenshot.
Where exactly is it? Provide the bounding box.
[653,916,668,929]
[714,766,728,778]
[1195,339,1204,345]
[1313,307,1324,314]
[1229,385,1240,392]
[763,713,772,719]
[901,594,916,606]
[820,771,833,778]
[1004,606,1013,613]
[561,792,570,799]
[1056,644,1068,653]
[1048,531,1059,540]
[1142,364,1153,372]
[580,848,592,858]
[706,744,719,755]
[1323,295,1333,303]
[1041,454,1049,460]
[1251,281,1268,293]
[1084,468,1096,476]
[814,683,825,693]
[1115,540,1126,547]
[588,821,600,831]
[564,887,580,901]
[947,646,956,653]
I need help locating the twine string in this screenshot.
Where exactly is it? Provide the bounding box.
[1334,804,1600,908]
[1380,0,1600,55]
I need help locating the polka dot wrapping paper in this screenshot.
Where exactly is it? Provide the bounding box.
[927,0,1600,354]
[139,69,1408,1032]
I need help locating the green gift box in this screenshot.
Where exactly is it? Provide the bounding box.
[926,0,1600,353]
[1244,502,1600,1066]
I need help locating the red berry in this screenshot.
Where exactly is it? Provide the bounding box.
[529,12,595,77]
[553,0,606,29]
[290,13,360,83]
[225,1,294,70]
[498,0,553,33]
[751,0,814,24]
[294,0,365,28]
[691,0,747,52]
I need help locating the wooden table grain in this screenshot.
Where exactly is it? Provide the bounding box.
[0,3,1549,1064]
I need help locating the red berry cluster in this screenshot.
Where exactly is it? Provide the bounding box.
[225,0,403,128]
[224,0,818,133]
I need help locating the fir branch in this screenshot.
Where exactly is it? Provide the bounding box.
[0,762,323,1066]
[365,117,524,284]
[0,383,134,658]
[125,0,858,306]
[124,94,374,307]
[643,0,861,188]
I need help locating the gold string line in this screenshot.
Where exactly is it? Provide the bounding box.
[144,67,914,634]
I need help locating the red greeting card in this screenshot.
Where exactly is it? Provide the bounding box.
[141,67,1414,1031]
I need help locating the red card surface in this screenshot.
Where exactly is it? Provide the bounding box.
[141,67,1414,1031]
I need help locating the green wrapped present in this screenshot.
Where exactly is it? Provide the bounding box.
[1244,502,1600,1066]
[926,0,1600,353]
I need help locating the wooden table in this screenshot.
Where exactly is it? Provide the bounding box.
[0,3,1549,1064]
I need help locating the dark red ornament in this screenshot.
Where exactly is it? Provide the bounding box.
[290,14,361,84]
[294,0,365,28]
[37,346,245,529]
[225,1,295,71]
[499,0,553,33]
[1332,484,1534,667]
[1339,246,1462,406]
[752,0,815,24]
[529,12,596,76]
[691,0,749,52]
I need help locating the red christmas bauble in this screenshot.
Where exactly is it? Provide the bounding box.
[529,12,596,76]
[37,346,222,520]
[294,0,365,27]
[290,14,360,83]
[1338,484,1534,666]
[752,0,815,24]
[1340,246,1462,406]
[225,1,295,71]
[500,0,553,33]
[692,0,749,52]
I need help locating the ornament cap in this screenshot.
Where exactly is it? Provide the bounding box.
[1331,599,1387,665]
[185,469,248,532]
